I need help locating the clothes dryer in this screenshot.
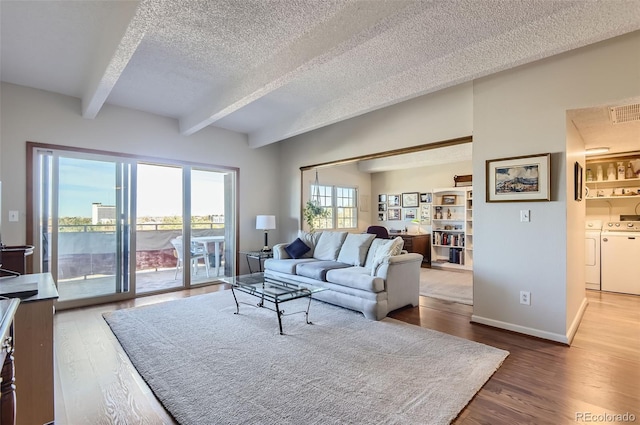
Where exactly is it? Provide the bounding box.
[601,221,640,295]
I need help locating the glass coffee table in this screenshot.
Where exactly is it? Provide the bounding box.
[221,273,326,335]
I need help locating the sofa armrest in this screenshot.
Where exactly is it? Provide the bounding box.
[272,243,291,260]
[376,252,422,312]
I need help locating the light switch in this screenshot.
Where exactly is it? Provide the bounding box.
[520,210,530,222]
[8,210,19,222]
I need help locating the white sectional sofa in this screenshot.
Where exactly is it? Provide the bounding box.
[263,231,423,320]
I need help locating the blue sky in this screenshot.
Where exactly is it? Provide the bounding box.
[58,158,225,218]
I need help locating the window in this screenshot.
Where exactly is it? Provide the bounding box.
[311,184,357,230]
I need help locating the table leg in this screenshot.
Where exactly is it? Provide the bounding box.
[305,294,313,325]
[214,242,221,276]
[274,298,284,335]
[231,287,240,315]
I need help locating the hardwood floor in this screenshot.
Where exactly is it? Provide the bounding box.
[53,287,639,424]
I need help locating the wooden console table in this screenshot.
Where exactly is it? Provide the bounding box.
[398,233,431,268]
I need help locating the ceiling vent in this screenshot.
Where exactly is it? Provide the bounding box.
[609,103,640,124]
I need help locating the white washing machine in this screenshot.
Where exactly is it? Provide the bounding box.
[601,221,640,296]
[585,220,602,290]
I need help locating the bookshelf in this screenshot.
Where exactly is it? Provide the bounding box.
[431,186,473,271]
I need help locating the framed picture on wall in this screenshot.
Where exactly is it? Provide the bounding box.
[402,192,419,207]
[420,192,432,203]
[378,203,387,212]
[486,153,551,202]
[574,161,583,202]
[378,194,387,203]
[420,204,431,224]
[387,194,400,207]
[403,208,417,220]
[387,208,401,220]
[378,212,386,221]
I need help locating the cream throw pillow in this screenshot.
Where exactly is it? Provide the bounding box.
[370,236,404,276]
[337,233,376,266]
[313,231,348,261]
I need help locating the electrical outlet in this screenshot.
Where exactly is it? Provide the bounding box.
[520,210,530,222]
[8,211,19,222]
[520,291,531,305]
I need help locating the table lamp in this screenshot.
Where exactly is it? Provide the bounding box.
[256,215,276,252]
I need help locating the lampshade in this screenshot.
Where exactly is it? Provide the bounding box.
[256,215,276,230]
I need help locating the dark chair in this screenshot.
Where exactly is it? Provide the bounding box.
[366,225,390,239]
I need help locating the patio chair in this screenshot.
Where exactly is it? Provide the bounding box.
[170,238,210,279]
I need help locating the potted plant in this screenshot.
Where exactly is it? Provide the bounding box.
[303,200,328,232]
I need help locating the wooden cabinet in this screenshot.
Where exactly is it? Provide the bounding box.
[10,273,58,425]
[398,233,431,267]
[0,298,19,425]
[431,187,473,270]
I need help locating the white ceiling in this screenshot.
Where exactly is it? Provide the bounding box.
[1,1,639,151]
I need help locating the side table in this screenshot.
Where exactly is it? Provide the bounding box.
[241,251,273,273]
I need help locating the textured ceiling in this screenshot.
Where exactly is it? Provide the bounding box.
[1,0,640,151]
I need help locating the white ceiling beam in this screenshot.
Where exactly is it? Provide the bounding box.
[179,0,424,136]
[248,1,640,148]
[81,1,150,119]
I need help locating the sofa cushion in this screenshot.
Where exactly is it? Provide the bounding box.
[337,233,376,266]
[284,238,311,259]
[313,231,348,261]
[363,238,390,269]
[297,230,322,258]
[263,258,316,275]
[296,261,351,281]
[369,237,404,275]
[325,267,385,293]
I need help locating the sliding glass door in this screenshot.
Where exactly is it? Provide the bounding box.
[30,143,238,309]
[37,151,133,307]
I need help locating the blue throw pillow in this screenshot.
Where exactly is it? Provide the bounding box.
[285,238,311,259]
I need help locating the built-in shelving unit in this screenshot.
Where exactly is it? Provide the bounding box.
[585,154,640,201]
[431,186,472,271]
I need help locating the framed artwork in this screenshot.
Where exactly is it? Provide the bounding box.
[387,208,401,220]
[378,203,387,212]
[574,162,583,202]
[486,153,551,202]
[442,195,457,205]
[378,212,387,221]
[403,208,417,220]
[378,194,387,203]
[387,194,400,207]
[402,192,419,207]
[420,192,432,203]
[420,204,431,224]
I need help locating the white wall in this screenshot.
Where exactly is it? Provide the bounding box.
[278,83,474,242]
[472,31,640,343]
[371,160,472,232]
[0,83,281,274]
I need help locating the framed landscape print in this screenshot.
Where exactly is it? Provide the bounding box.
[486,153,550,202]
[402,192,419,207]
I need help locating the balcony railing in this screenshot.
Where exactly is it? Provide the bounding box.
[49,224,225,280]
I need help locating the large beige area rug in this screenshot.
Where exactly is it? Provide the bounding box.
[103,291,507,425]
[420,268,473,305]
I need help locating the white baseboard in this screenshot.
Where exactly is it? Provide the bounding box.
[471,315,570,344]
[566,297,589,344]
